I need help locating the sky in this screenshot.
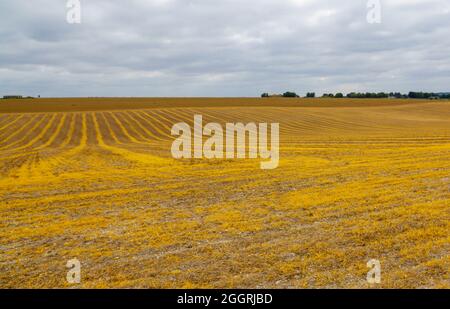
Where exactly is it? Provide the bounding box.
[0,0,449,97]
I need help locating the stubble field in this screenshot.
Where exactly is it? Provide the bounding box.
[0,98,449,288]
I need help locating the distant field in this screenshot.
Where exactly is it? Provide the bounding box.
[0,98,449,288]
[0,97,435,113]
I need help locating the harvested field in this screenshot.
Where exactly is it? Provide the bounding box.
[0,98,449,288]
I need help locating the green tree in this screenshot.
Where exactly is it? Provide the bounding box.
[283,92,299,98]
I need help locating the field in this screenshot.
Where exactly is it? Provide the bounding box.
[0,98,449,288]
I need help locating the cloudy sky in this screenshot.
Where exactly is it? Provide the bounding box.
[0,0,449,97]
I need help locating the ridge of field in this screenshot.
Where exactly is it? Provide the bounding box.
[0,98,449,288]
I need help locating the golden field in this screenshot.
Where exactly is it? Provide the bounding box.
[0,98,449,288]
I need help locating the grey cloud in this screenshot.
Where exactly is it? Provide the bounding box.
[0,0,449,97]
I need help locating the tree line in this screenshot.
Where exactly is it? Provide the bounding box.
[261,91,450,99]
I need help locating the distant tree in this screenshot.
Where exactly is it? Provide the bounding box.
[261,93,269,98]
[283,92,299,98]
[335,93,344,98]
[345,92,388,99]
[408,92,435,99]
[306,92,316,98]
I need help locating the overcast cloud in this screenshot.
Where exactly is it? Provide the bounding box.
[0,0,449,97]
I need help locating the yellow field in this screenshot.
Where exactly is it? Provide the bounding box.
[0,98,449,288]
